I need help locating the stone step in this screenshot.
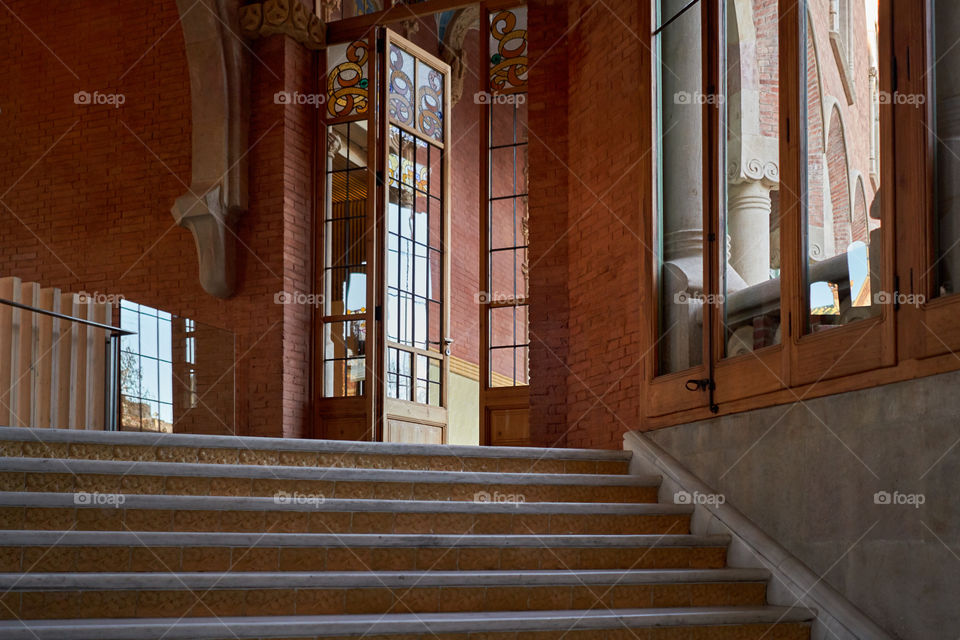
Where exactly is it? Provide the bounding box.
[0,426,631,474]
[0,569,770,620]
[0,607,814,639]
[0,493,693,535]
[0,531,730,572]
[0,457,659,503]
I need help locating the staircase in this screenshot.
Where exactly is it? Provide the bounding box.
[0,426,813,639]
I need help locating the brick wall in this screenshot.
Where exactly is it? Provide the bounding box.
[0,0,312,438]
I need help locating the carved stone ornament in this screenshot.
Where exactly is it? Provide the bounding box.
[440,6,478,105]
[240,0,325,49]
[173,0,250,298]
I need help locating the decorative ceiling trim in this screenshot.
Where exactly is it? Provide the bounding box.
[240,0,326,49]
[172,0,250,298]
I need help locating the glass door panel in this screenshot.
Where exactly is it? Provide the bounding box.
[648,0,710,416]
[380,32,449,443]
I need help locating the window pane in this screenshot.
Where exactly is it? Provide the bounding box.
[935,0,960,296]
[803,0,882,331]
[721,0,782,355]
[655,0,704,374]
[326,41,370,119]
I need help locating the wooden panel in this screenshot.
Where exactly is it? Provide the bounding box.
[489,407,529,447]
[34,288,60,428]
[385,418,444,444]
[0,277,19,426]
[14,282,39,427]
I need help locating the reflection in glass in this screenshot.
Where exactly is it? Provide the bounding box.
[935,0,960,296]
[654,1,704,373]
[721,0,782,357]
[803,0,882,331]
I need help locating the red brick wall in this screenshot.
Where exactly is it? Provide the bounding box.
[527,0,571,447]
[527,0,646,449]
[0,0,313,438]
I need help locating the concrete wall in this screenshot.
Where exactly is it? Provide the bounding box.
[646,369,960,640]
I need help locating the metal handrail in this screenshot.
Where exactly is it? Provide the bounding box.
[0,297,135,335]
[0,295,135,431]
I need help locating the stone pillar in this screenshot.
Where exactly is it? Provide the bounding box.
[727,179,773,286]
[658,6,704,373]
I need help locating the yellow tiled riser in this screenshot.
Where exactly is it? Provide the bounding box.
[212,627,810,640]
[0,545,728,572]
[0,582,768,619]
[0,472,658,503]
[0,442,629,475]
[0,507,691,535]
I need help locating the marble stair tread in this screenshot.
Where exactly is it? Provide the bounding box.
[0,530,731,547]
[0,426,632,461]
[0,491,694,514]
[0,568,771,589]
[0,607,816,640]
[0,456,658,486]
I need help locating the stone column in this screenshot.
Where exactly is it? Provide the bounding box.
[727,179,773,286]
[658,5,705,373]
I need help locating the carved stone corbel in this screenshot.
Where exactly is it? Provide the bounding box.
[239,0,325,49]
[173,0,250,298]
[440,6,478,105]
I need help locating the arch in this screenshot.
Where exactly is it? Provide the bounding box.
[171,0,250,298]
[805,20,827,258]
[826,105,852,254]
[852,173,869,243]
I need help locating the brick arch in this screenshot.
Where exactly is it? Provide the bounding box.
[806,22,826,257]
[853,175,869,243]
[826,105,852,254]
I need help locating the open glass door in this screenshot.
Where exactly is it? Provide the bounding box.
[316,31,450,443]
[378,31,451,444]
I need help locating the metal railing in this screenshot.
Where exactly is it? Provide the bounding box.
[0,297,135,431]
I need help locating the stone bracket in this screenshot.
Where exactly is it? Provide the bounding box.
[173,0,250,298]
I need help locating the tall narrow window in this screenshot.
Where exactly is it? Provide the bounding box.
[654,0,705,374]
[804,0,882,329]
[487,6,529,387]
[934,0,960,297]
[322,41,370,397]
[722,0,782,356]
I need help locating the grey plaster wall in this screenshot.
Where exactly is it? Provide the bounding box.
[646,369,960,640]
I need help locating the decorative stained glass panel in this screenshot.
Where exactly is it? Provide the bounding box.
[417,60,444,143]
[388,45,415,127]
[326,41,370,119]
[489,7,528,95]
